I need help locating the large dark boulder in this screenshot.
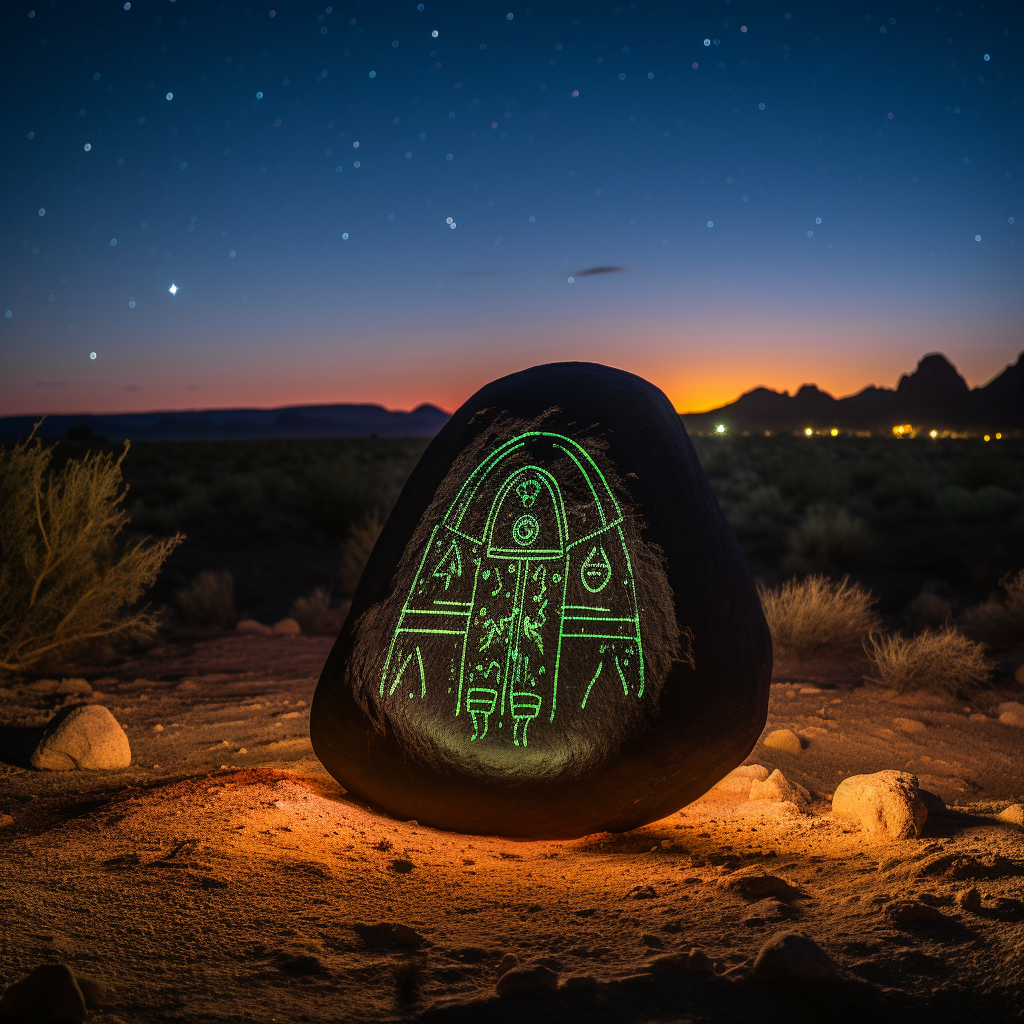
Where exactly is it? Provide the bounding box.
[311,362,771,838]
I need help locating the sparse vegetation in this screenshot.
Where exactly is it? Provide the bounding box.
[864,626,992,694]
[0,427,181,675]
[961,569,1024,649]
[289,586,349,636]
[175,569,237,630]
[788,504,872,566]
[338,511,384,595]
[758,574,881,657]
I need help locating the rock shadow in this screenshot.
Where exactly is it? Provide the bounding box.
[0,725,45,769]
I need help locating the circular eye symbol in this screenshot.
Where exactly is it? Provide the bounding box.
[512,514,540,547]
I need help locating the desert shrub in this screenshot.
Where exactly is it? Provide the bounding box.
[0,428,182,675]
[905,585,954,630]
[961,569,1024,648]
[289,586,350,636]
[175,570,237,629]
[864,626,991,694]
[788,505,872,565]
[758,574,880,657]
[338,511,384,594]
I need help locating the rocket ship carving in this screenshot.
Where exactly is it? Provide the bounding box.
[379,432,645,750]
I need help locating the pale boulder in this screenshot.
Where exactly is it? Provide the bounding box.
[831,770,928,839]
[751,931,841,982]
[997,803,1024,826]
[236,619,273,636]
[699,764,770,803]
[30,705,131,770]
[749,768,810,806]
[272,617,302,636]
[763,728,803,755]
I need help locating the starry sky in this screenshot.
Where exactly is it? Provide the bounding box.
[1,1,1021,417]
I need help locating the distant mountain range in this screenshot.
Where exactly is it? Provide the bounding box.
[0,403,452,441]
[681,352,1024,435]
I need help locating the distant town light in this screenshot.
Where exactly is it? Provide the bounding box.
[995,432,1002,439]
[830,428,838,436]
[715,423,726,434]
[929,429,938,438]
[984,434,991,442]
[169,283,178,294]
[804,427,813,436]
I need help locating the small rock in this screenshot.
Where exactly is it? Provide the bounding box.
[389,858,415,874]
[0,963,87,1023]
[648,949,715,975]
[763,728,802,755]
[353,922,425,949]
[27,677,93,697]
[495,964,559,998]
[153,723,164,732]
[718,870,807,903]
[700,764,770,803]
[271,617,302,637]
[997,700,1024,717]
[30,705,131,770]
[955,887,982,913]
[496,953,519,977]
[886,900,947,928]
[751,931,841,982]
[236,619,273,636]
[998,710,1024,728]
[748,768,810,806]
[271,952,328,977]
[969,713,989,722]
[1015,664,1024,686]
[831,770,928,840]
[997,803,1024,826]
[0,814,13,829]
[892,717,927,734]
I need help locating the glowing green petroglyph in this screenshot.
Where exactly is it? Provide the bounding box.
[380,432,645,750]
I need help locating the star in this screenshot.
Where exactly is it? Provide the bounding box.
[169,284,179,295]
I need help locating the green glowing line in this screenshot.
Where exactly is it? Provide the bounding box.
[553,444,607,527]
[396,627,466,636]
[380,525,440,698]
[455,556,482,717]
[434,600,471,606]
[550,554,571,723]
[563,605,610,612]
[388,651,413,697]
[581,661,603,709]
[416,646,426,698]
[403,608,472,616]
[615,655,628,696]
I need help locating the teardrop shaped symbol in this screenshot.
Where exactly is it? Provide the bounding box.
[580,545,612,593]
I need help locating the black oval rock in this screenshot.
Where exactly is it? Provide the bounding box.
[311,362,771,837]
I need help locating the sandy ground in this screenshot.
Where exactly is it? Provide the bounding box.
[2,636,1023,1023]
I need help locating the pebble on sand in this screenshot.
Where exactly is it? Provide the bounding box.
[235,619,274,636]
[718,869,807,903]
[27,677,93,696]
[831,770,928,839]
[748,768,810,806]
[700,764,770,803]
[495,964,559,998]
[751,931,841,982]
[955,887,982,912]
[30,704,131,770]
[763,728,803,755]
[885,899,947,928]
[997,701,1024,728]
[892,717,927,734]
[272,617,302,636]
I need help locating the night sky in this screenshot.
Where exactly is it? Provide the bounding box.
[1,1,1020,416]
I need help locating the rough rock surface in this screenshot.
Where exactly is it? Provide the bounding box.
[997,803,1024,825]
[30,705,131,771]
[997,701,1024,727]
[751,931,841,982]
[763,728,802,754]
[831,770,928,839]
[0,963,88,1023]
[311,363,772,838]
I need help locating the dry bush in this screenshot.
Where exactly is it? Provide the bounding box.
[289,586,350,636]
[175,570,237,630]
[864,626,991,694]
[338,510,384,594]
[758,574,880,658]
[788,505,872,565]
[961,569,1024,649]
[0,427,182,675]
[905,586,954,630]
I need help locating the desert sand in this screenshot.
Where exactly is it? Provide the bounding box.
[2,635,1022,1023]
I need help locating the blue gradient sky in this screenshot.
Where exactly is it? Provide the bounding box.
[1,1,1020,415]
